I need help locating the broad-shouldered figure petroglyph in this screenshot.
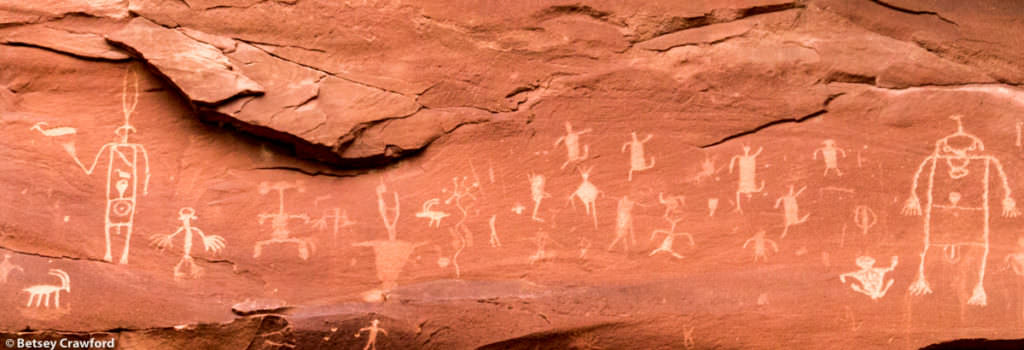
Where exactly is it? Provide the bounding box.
[775,185,810,238]
[527,173,551,222]
[23,269,70,308]
[902,116,1019,306]
[254,181,314,260]
[555,121,591,170]
[622,132,655,181]
[0,253,24,284]
[743,230,778,263]
[569,166,601,228]
[151,207,226,280]
[608,196,638,253]
[414,198,449,228]
[354,319,387,350]
[354,181,426,292]
[840,256,898,300]
[729,146,765,213]
[32,70,150,264]
[853,205,877,236]
[813,139,847,176]
[444,176,480,247]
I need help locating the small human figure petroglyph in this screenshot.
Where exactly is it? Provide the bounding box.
[254,181,314,260]
[23,269,70,308]
[729,146,765,213]
[622,132,655,181]
[527,173,551,222]
[1004,237,1024,276]
[743,230,778,263]
[414,198,449,228]
[32,70,151,264]
[0,253,24,284]
[444,176,480,247]
[840,256,898,300]
[853,205,877,236]
[708,198,719,217]
[488,215,501,248]
[608,196,638,253]
[555,122,591,170]
[649,193,693,259]
[902,116,1019,306]
[354,319,387,350]
[569,166,601,228]
[813,139,847,176]
[775,185,810,239]
[150,207,227,280]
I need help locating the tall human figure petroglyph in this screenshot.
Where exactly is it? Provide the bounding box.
[555,121,591,170]
[902,115,1020,306]
[622,132,655,181]
[150,207,227,280]
[570,166,601,229]
[813,139,847,176]
[527,173,551,222]
[354,180,426,292]
[254,181,314,260]
[775,185,810,239]
[31,70,150,264]
[729,146,765,213]
[608,195,638,253]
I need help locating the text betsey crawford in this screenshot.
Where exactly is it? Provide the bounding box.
[7,338,115,349]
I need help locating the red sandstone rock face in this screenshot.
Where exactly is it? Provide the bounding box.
[2,1,1024,349]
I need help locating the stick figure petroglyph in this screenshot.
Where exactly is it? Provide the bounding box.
[853,205,877,236]
[743,230,778,263]
[254,181,314,260]
[354,319,387,350]
[32,70,151,264]
[902,116,1019,306]
[813,139,847,176]
[622,132,655,181]
[729,146,765,213]
[444,176,480,247]
[528,173,551,222]
[151,207,226,280]
[840,256,898,300]
[23,269,70,308]
[649,193,693,259]
[354,181,426,292]
[555,121,591,170]
[608,196,639,253]
[569,166,601,228]
[488,215,501,248]
[775,185,810,239]
[414,198,449,228]
[0,253,24,284]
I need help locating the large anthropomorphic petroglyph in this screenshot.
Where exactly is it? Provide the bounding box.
[354,180,426,294]
[621,132,655,181]
[729,146,765,213]
[902,116,1020,306]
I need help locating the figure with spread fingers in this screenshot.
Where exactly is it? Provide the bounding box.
[151,207,226,279]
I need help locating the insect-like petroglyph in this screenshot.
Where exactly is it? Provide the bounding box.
[743,230,778,263]
[354,319,387,350]
[311,208,355,242]
[414,198,449,228]
[32,70,150,264]
[23,269,70,308]
[853,205,877,236]
[649,193,694,259]
[444,176,480,247]
[254,181,314,260]
[1005,238,1024,277]
[488,215,501,248]
[708,198,719,217]
[622,132,655,181]
[840,256,898,300]
[569,166,601,228]
[555,121,592,169]
[0,253,24,284]
[729,146,765,213]
[354,181,426,292]
[608,196,638,253]
[150,207,227,280]
[813,139,847,176]
[527,173,551,222]
[775,185,810,239]
[902,116,1019,306]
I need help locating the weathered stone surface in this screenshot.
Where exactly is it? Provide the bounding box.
[5,1,1024,349]
[106,17,264,105]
